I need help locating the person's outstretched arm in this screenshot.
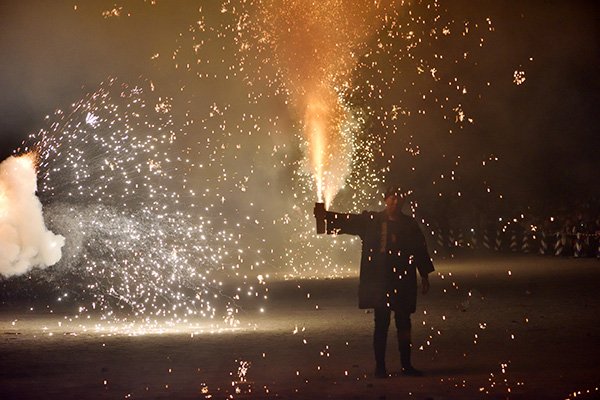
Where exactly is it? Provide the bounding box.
[325,211,368,237]
[314,204,368,238]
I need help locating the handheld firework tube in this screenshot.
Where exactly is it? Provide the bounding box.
[314,202,326,234]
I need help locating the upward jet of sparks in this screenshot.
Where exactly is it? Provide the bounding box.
[304,86,345,206]
[260,0,396,208]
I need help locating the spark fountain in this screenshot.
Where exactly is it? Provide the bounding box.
[3,79,268,333]
[258,0,398,209]
[163,0,502,278]
[1,0,504,331]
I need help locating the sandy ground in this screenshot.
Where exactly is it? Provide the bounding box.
[1,255,599,399]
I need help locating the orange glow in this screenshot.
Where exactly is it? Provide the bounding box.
[261,1,396,208]
[304,87,343,206]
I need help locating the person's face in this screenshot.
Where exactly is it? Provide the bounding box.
[385,194,405,216]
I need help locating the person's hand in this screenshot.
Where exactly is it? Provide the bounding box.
[314,202,325,219]
[421,275,430,294]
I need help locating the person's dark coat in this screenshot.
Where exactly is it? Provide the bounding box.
[325,210,434,313]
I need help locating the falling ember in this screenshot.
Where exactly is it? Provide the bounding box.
[513,70,526,85]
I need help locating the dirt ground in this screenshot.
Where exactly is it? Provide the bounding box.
[1,255,599,399]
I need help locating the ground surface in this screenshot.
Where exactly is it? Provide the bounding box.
[1,255,599,399]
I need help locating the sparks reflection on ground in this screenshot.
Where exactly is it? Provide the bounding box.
[2,256,599,400]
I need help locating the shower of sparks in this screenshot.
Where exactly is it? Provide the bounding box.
[166,0,504,273]
[256,0,399,207]
[5,0,512,327]
[17,79,267,327]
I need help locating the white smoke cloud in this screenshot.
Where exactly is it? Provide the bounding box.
[0,154,65,277]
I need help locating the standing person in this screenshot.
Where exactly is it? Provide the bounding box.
[314,187,434,378]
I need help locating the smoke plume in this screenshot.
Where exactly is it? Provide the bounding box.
[0,154,64,277]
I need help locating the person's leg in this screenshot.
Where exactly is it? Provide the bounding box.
[373,307,391,377]
[394,311,423,376]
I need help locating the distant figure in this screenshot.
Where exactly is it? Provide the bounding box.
[314,187,434,378]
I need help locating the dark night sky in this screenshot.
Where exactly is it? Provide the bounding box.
[0,0,598,209]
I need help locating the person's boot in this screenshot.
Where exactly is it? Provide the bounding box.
[374,331,388,378]
[399,333,424,377]
[374,363,388,379]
